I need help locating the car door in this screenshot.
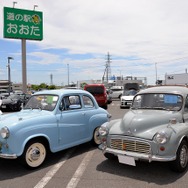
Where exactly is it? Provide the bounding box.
[183,95,188,122]
[56,95,90,148]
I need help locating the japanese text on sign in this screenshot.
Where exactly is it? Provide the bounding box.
[4,7,43,40]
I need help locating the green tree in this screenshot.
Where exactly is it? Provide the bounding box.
[48,85,56,90]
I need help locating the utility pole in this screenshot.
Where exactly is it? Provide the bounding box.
[103,52,111,84]
[155,62,157,85]
[50,74,53,85]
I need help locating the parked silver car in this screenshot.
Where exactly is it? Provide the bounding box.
[110,86,123,99]
[99,86,188,172]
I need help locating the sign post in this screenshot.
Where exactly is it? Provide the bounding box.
[4,7,43,93]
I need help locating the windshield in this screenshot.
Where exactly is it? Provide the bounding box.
[132,93,183,111]
[8,94,20,100]
[123,89,137,96]
[24,94,59,111]
[85,86,104,94]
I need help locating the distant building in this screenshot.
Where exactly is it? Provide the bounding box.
[164,72,188,85]
[0,80,11,91]
[77,80,102,88]
[77,76,147,89]
[12,83,23,91]
[0,81,23,92]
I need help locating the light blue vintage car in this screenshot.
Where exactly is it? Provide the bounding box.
[99,86,188,172]
[0,89,111,168]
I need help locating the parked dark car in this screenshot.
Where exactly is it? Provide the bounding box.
[17,93,31,106]
[0,93,9,100]
[0,94,23,111]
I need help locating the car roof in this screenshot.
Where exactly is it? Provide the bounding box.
[33,89,91,96]
[138,86,188,96]
[84,84,105,87]
[110,86,123,89]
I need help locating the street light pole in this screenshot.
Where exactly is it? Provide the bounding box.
[7,57,13,94]
[67,63,69,86]
[155,62,157,85]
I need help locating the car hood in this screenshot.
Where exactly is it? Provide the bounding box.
[1,99,14,104]
[109,109,182,140]
[0,109,52,128]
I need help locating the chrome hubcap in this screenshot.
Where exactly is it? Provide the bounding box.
[180,145,188,168]
[30,148,41,161]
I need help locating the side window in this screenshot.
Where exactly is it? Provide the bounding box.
[62,95,81,111]
[83,95,94,108]
[184,96,188,113]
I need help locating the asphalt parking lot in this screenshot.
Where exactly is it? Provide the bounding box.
[0,100,188,188]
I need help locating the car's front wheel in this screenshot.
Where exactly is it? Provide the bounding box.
[170,140,188,172]
[91,127,101,146]
[20,140,47,169]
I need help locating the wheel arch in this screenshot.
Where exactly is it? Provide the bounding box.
[170,135,188,172]
[176,135,188,154]
[19,135,51,157]
[89,114,108,135]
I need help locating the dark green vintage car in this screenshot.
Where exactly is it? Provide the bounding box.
[99,86,188,172]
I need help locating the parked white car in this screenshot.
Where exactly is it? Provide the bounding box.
[120,89,138,108]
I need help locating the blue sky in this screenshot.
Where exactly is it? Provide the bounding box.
[1,0,188,86]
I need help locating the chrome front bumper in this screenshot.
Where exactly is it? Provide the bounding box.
[103,147,176,162]
[120,101,132,107]
[0,142,17,159]
[0,153,17,159]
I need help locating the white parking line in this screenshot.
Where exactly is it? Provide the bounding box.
[66,150,95,188]
[34,149,75,188]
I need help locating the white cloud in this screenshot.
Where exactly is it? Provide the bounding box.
[27,52,61,65]
[1,0,188,85]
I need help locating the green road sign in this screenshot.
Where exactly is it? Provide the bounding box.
[4,7,43,40]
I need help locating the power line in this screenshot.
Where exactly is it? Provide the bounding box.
[145,56,188,64]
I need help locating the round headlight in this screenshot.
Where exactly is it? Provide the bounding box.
[155,131,168,144]
[99,123,109,136]
[0,127,10,139]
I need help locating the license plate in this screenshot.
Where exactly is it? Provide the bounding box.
[1,105,6,108]
[118,155,136,166]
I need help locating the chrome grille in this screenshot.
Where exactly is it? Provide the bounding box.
[110,138,150,154]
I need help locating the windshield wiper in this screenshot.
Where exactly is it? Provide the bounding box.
[152,107,166,110]
[131,106,151,110]
[132,106,164,110]
[24,105,43,110]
